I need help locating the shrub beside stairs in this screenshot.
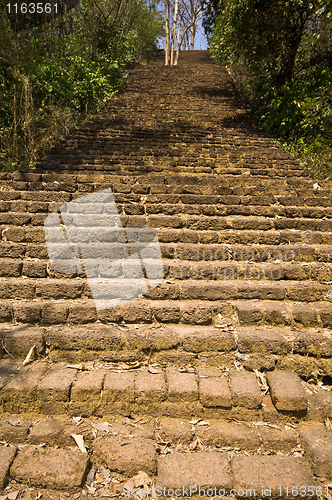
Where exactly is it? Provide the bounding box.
[0,51,332,497]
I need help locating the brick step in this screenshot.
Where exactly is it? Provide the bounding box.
[3,49,330,496]
[1,250,332,287]
[2,255,332,280]
[32,158,307,173]
[1,414,332,496]
[48,138,300,154]
[0,258,332,286]
[3,227,332,257]
[140,194,332,207]
[37,157,305,170]
[3,229,332,256]
[32,155,308,171]
[41,143,303,155]
[3,201,332,223]
[2,238,332,285]
[127,214,332,230]
[36,163,308,177]
[8,171,327,190]
[122,203,332,219]
[0,277,330,302]
[234,300,332,328]
[117,205,332,223]
[1,173,329,195]
[3,322,332,379]
[5,180,329,201]
[1,297,332,329]
[44,153,305,165]
[0,355,330,419]
[160,244,332,263]
[2,210,332,232]
[145,279,331,302]
[46,135,300,148]
[158,228,332,245]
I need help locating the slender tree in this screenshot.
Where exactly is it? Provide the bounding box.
[165,0,170,64]
[163,0,203,65]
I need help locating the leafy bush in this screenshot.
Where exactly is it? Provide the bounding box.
[0,0,164,171]
[208,0,332,178]
[34,56,117,114]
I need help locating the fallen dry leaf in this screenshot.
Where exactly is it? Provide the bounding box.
[131,471,153,487]
[252,421,281,430]
[148,367,162,374]
[92,422,111,433]
[23,345,37,366]
[86,466,97,486]
[190,436,204,451]
[71,434,87,453]
[8,492,20,500]
[326,418,332,431]
[123,479,135,493]
[189,419,201,425]
[66,364,86,370]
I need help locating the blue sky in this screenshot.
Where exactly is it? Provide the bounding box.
[158,15,208,50]
[195,18,208,49]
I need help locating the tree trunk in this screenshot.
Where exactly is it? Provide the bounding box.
[276,23,305,89]
[165,0,170,65]
[174,23,181,65]
[190,21,195,50]
[170,0,179,65]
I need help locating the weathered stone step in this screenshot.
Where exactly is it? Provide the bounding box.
[3,172,323,198]
[1,257,332,284]
[2,413,332,495]
[6,181,332,204]
[158,228,332,245]
[122,203,332,219]
[0,357,327,420]
[0,277,330,302]
[34,161,307,177]
[3,213,332,237]
[8,170,328,190]
[160,244,332,263]
[123,214,332,230]
[4,186,332,218]
[3,322,332,382]
[234,299,332,328]
[3,229,332,257]
[158,454,315,496]
[145,279,331,302]
[1,297,332,330]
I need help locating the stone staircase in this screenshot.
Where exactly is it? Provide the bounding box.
[1,50,332,498]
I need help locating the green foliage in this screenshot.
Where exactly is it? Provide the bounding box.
[0,0,164,170]
[128,2,165,63]
[210,1,332,87]
[208,0,332,178]
[262,73,332,140]
[202,0,219,37]
[34,56,117,114]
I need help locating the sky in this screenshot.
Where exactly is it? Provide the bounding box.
[195,18,208,50]
[158,14,208,51]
